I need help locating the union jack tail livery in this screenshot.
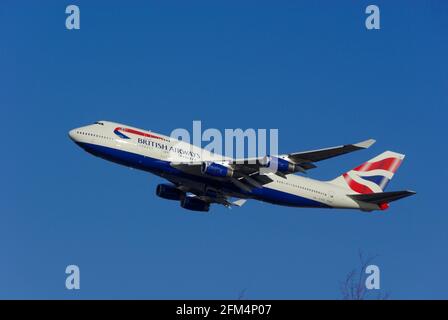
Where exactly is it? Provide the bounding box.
[330,151,405,194]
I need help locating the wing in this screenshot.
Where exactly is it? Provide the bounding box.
[171,139,375,192]
[228,139,376,173]
[285,139,376,164]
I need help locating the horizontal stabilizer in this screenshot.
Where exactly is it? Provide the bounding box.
[348,190,416,204]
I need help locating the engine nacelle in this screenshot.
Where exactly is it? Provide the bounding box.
[201,161,233,177]
[180,197,210,212]
[260,156,297,173]
[156,184,185,201]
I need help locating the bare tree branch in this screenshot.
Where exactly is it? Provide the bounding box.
[339,250,389,300]
[237,288,247,300]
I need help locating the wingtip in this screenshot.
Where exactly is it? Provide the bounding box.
[232,199,247,207]
[354,139,376,149]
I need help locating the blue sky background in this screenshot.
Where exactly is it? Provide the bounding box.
[1,1,447,299]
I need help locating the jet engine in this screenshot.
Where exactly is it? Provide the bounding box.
[156,184,185,201]
[201,162,233,177]
[180,196,210,212]
[260,156,298,174]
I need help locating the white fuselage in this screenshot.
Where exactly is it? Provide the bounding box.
[69,121,379,211]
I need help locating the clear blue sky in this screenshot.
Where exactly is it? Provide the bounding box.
[1,1,447,299]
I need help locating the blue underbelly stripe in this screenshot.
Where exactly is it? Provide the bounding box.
[76,142,330,208]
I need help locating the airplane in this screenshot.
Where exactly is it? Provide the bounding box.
[68,121,415,212]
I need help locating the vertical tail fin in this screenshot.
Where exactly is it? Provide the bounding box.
[329,151,405,194]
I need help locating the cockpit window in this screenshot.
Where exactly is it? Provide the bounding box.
[94,121,104,125]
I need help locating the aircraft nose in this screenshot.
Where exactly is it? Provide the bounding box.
[68,129,77,141]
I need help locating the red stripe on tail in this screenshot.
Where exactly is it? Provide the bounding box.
[343,173,374,194]
[353,157,402,173]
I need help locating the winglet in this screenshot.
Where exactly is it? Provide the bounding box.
[353,139,376,149]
